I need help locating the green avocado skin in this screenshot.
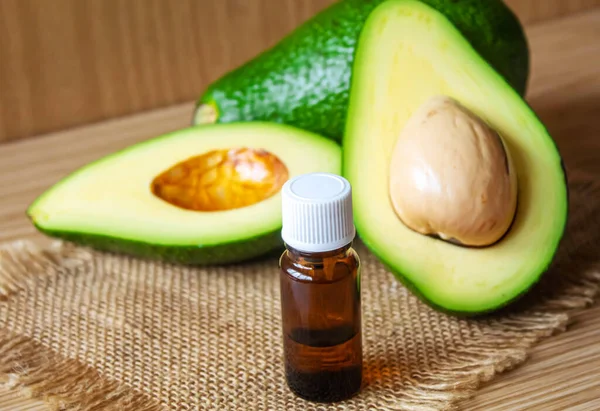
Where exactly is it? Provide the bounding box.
[196,0,529,141]
[34,225,284,266]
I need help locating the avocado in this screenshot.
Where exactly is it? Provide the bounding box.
[343,0,568,314]
[192,0,530,142]
[27,123,341,265]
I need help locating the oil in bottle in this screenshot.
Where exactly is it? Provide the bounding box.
[279,172,362,403]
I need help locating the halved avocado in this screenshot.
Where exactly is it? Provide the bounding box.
[28,123,341,265]
[192,0,530,142]
[343,0,568,314]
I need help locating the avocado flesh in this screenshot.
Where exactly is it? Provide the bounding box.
[343,0,568,314]
[28,123,341,265]
[194,0,529,142]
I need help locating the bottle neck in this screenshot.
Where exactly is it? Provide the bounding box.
[285,242,353,262]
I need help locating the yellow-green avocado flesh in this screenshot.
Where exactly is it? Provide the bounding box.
[28,123,341,265]
[343,0,568,314]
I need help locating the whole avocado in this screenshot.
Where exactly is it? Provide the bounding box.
[193,0,529,141]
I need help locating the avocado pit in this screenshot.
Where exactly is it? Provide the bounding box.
[152,148,289,212]
[389,95,518,247]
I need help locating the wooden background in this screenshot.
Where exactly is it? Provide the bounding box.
[1,0,599,143]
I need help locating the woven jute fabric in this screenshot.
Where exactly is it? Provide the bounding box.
[1,173,600,411]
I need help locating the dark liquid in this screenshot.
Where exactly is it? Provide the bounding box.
[279,245,362,403]
[284,326,362,402]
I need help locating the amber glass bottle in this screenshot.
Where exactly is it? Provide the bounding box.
[279,172,362,403]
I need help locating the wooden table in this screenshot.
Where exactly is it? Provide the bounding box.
[1,10,599,411]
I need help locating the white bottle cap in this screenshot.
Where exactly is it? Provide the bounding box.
[281,172,355,252]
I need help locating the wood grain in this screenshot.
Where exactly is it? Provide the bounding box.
[0,10,599,410]
[1,0,599,143]
[0,0,334,142]
[505,0,600,23]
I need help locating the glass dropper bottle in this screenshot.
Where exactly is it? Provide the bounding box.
[279,172,362,403]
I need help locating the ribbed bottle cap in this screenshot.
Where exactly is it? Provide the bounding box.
[281,172,355,252]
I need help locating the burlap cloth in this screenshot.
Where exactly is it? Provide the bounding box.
[1,173,599,411]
